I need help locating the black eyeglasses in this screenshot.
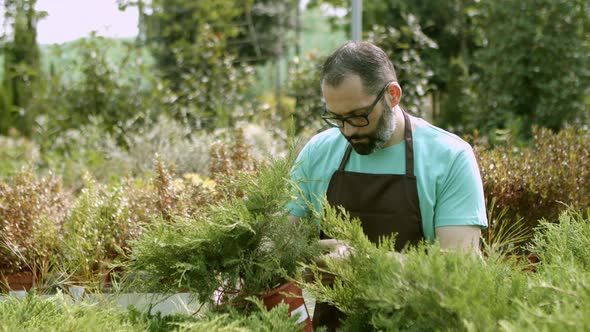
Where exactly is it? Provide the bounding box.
[321,81,392,128]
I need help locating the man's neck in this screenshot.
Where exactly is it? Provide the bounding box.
[383,106,405,148]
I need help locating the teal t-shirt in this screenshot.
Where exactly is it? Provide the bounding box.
[288,115,488,240]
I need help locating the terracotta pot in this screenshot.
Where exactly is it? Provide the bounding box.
[261,282,312,332]
[4,271,35,292]
[508,254,540,272]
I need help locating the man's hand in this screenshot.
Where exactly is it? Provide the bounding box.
[303,239,355,284]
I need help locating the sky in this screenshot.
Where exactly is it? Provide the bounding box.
[35,0,138,44]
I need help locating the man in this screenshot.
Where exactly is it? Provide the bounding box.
[287,41,488,330]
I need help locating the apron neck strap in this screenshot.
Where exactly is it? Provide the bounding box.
[339,109,415,177]
[338,145,353,170]
[402,109,415,177]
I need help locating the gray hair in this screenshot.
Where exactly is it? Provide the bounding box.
[320,41,397,95]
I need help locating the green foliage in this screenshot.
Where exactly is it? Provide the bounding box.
[0,0,46,137]
[475,126,590,233]
[121,0,259,130]
[286,54,325,136]
[58,175,135,285]
[0,133,40,178]
[41,118,132,189]
[366,15,437,117]
[529,208,590,273]
[127,152,320,311]
[304,202,529,331]
[473,0,590,137]
[305,203,590,331]
[503,208,590,332]
[125,299,303,331]
[123,115,212,176]
[228,0,300,65]
[438,56,473,133]
[160,25,258,130]
[177,300,303,331]
[42,35,160,141]
[481,198,532,255]
[0,291,146,331]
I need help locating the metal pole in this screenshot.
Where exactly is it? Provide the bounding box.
[351,0,362,41]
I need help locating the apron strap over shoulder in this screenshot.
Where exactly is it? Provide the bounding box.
[338,145,353,171]
[402,110,415,177]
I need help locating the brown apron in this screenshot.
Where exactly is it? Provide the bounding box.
[312,111,424,331]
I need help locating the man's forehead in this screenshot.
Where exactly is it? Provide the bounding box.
[321,75,366,94]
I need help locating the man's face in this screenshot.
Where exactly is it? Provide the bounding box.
[322,76,395,155]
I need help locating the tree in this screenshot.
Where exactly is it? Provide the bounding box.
[227,0,299,65]
[307,1,444,118]
[472,0,590,138]
[0,0,46,136]
[118,0,258,130]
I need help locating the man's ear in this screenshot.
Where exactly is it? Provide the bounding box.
[388,82,402,107]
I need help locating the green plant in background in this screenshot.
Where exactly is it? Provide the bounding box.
[40,117,133,190]
[58,174,135,288]
[119,0,259,131]
[123,115,212,176]
[481,198,532,255]
[126,150,320,312]
[0,133,41,179]
[286,54,325,137]
[0,0,46,137]
[366,16,437,118]
[473,0,590,138]
[57,35,161,141]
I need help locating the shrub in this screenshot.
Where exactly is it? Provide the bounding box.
[0,291,146,331]
[43,118,133,190]
[475,125,590,234]
[304,204,590,331]
[0,170,70,275]
[0,133,41,179]
[126,151,320,312]
[123,115,212,176]
[58,175,132,286]
[503,208,590,331]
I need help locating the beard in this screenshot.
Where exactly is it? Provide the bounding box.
[346,100,396,155]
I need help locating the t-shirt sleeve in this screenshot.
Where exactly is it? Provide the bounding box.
[287,143,313,217]
[434,148,488,229]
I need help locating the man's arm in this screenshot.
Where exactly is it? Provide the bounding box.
[436,225,481,252]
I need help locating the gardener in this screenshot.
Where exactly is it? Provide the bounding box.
[287,41,488,330]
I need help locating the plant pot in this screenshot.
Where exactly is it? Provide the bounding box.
[261,282,312,332]
[508,254,540,272]
[4,271,35,292]
[68,285,86,301]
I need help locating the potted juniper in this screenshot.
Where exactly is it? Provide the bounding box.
[125,152,320,330]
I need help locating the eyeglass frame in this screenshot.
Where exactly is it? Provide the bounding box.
[321,81,393,128]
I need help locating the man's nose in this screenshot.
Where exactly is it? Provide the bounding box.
[341,121,359,137]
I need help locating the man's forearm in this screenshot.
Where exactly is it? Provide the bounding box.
[435,225,481,252]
